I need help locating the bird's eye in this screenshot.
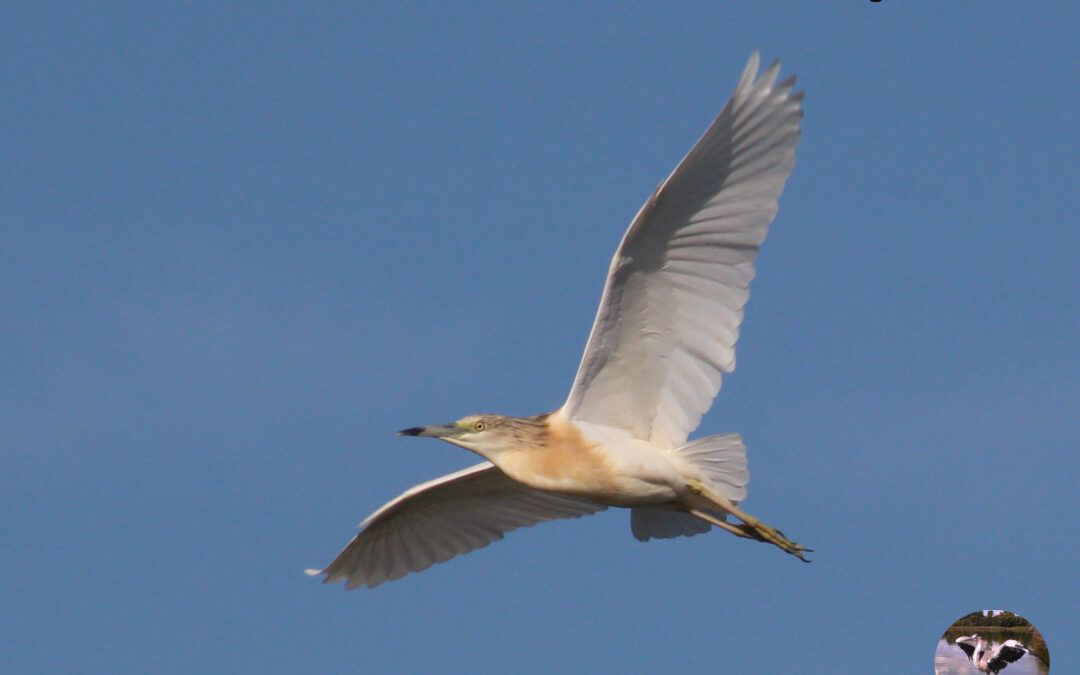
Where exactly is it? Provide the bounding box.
[474,421,486,432]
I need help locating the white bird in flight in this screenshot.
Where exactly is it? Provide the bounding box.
[310,52,807,589]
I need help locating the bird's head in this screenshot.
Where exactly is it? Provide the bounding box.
[399,413,547,462]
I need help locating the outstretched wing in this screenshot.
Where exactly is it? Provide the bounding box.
[955,636,978,660]
[988,640,1031,668]
[308,463,607,589]
[562,52,803,448]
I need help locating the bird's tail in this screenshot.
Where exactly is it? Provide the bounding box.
[674,433,749,503]
[630,433,749,541]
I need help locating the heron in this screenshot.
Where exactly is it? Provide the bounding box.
[309,52,807,589]
[955,634,1048,673]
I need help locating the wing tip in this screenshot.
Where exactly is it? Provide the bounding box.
[736,52,804,120]
[738,51,762,92]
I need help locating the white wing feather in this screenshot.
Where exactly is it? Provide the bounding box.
[562,52,803,448]
[308,463,607,589]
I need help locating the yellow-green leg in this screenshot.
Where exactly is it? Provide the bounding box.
[685,479,812,562]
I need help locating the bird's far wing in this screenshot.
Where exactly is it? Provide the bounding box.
[308,462,607,589]
[955,637,978,660]
[562,52,803,448]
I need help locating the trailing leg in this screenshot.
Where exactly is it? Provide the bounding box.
[685,479,811,562]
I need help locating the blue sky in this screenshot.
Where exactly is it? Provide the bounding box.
[3,3,1078,673]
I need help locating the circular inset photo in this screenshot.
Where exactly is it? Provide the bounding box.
[934,610,1049,674]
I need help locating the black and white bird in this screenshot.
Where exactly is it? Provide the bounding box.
[955,634,1047,674]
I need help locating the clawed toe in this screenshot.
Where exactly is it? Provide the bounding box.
[735,523,812,562]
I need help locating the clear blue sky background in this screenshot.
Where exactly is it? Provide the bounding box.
[3,4,1078,673]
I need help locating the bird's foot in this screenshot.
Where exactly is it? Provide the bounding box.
[732,521,812,562]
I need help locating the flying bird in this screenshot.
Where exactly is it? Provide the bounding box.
[955,634,1048,673]
[310,52,807,589]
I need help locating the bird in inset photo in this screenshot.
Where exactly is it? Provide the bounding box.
[955,635,1049,674]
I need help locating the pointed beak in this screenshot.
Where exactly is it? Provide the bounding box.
[398,423,460,438]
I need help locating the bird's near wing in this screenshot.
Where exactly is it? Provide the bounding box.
[562,52,803,448]
[307,463,606,589]
[989,640,1033,668]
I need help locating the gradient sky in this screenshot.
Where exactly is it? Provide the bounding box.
[3,3,1078,673]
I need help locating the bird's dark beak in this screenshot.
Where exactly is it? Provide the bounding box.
[398,423,459,438]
